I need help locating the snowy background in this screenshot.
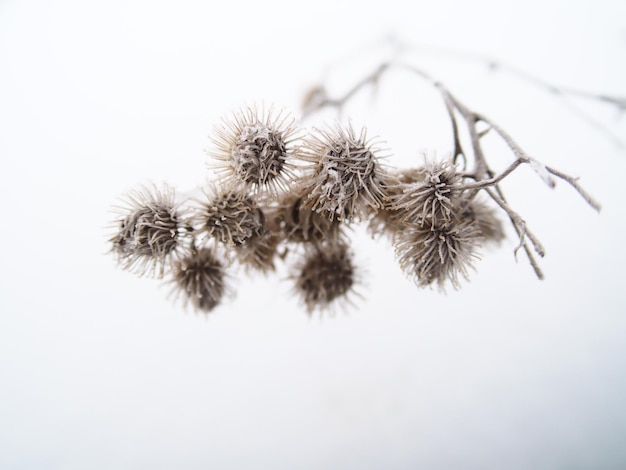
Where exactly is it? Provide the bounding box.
[1,0,625,468]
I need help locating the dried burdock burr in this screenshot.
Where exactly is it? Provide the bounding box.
[109,183,187,278]
[296,123,386,222]
[208,105,299,195]
[170,247,229,313]
[292,242,358,314]
[193,185,265,247]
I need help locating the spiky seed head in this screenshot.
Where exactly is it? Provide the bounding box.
[170,248,228,313]
[296,123,385,222]
[462,198,505,246]
[390,160,462,228]
[393,219,480,290]
[208,105,299,194]
[277,192,342,246]
[368,168,424,238]
[109,183,185,278]
[228,205,281,273]
[194,186,264,247]
[233,229,281,274]
[292,243,358,314]
[367,206,404,239]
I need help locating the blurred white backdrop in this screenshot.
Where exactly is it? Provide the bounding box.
[1,0,625,468]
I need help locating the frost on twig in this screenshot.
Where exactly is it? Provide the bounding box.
[106,41,608,316]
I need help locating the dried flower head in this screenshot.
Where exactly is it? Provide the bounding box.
[277,192,342,245]
[390,160,462,228]
[462,198,505,246]
[235,208,282,273]
[297,123,385,222]
[109,184,185,278]
[194,186,264,247]
[368,168,425,238]
[292,243,358,314]
[394,219,480,289]
[208,105,298,194]
[170,248,228,313]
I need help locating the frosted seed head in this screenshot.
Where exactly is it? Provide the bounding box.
[208,105,299,195]
[233,229,281,274]
[277,192,343,246]
[193,186,264,247]
[170,248,228,313]
[393,219,481,290]
[390,160,463,228]
[462,198,505,246]
[296,123,386,222]
[109,183,186,278]
[227,205,281,273]
[367,168,423,238]
[292,243,358,314]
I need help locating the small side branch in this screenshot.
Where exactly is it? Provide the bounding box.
[460,159,523,191]
[303,63,390,118]
[546,166,602,211]
[476,113,556,189]
[485,187,545,280]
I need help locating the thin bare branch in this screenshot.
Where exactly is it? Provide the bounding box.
[304,63,390,118]
[475,113,556,188]
[395,40,626,147]
[460,159,523,191]
[441,91,466,166]
[545,166,602,211]
[484,186,545,281]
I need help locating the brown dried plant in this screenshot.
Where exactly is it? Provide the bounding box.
[107,41,616,315]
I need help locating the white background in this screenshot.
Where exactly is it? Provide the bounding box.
[1,0,625,468]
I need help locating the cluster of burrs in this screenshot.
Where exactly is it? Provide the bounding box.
[108,61,601,315]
